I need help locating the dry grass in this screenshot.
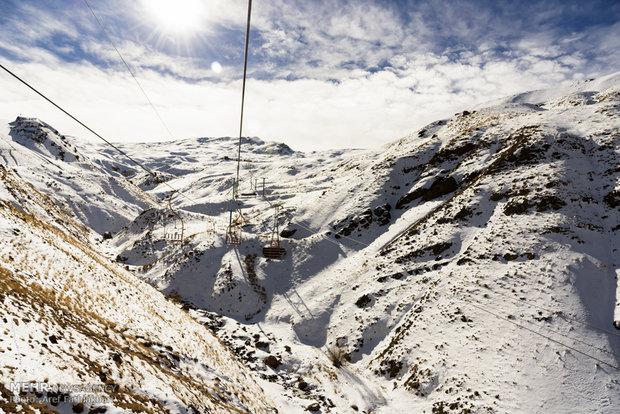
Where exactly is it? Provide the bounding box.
[0,159,278,413]
[0,261,261,413]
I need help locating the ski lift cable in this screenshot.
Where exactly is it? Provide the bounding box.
[293,219,370,248]
[0,62,198,206]
[474,281,620,340]
[234,0,252,196]
[258,195,367,247]
[0,63,155,175]
[381,263,620,364]
[454,276,620,358]
[225,0,252,245]
[466,300,620,371]
[373,270,620,373]
[469,295,620,359]
[259,191,371,249]
[82,0,176,142]
[83,0,206,208]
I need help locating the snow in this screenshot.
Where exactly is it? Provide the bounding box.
[1,72,619,413]
[0,161,275,412]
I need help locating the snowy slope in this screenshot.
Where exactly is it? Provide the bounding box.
[330,101,620,412]
[0,117,158,235]
[0,164,276,413]
[1,72,619,413]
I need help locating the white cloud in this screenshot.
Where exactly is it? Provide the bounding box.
[1,0,618,152]
[2,49,580,153]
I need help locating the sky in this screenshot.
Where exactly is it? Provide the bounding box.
[0,0,619,151]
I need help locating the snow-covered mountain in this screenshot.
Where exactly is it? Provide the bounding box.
[0,162,276,412]
[1,117,158,234]
[1,72,619,413]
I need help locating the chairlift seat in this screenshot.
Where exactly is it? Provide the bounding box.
[263,246,286,259]
[226,228,243,245]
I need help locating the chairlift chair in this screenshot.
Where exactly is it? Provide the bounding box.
[263,243,285,259]
[226,224,242,245]
[163,191,184,242]
[262,205,286,259]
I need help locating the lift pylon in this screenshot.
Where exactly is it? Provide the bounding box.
[226,179,243,245]
[226,211,242,245]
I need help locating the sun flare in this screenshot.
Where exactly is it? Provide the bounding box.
[143,0,205,34]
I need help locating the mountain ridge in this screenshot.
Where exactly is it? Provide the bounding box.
[1,72,619,413]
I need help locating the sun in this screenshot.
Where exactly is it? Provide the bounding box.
[143,0,206,34]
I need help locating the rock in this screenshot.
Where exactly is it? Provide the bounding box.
[431,242,452,256]
[396,187,428,209]
[355,294,372,308]
[604,189,620,208]
[396,176,458,208]
[264,355,281,369]
[503,253,519,261]
[280,228,297,238]
[306,402,320,411]
[536,195,566,212]
[387,360,403,378]
[111,353,122,364]
[422,176,458,201]
[390,272,404,280]
[374,203,392,226]
[454,207,473,220]
[255,341,269,349]
[503,199,532,215]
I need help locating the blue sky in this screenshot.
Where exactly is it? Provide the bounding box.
[0,0,618,151]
